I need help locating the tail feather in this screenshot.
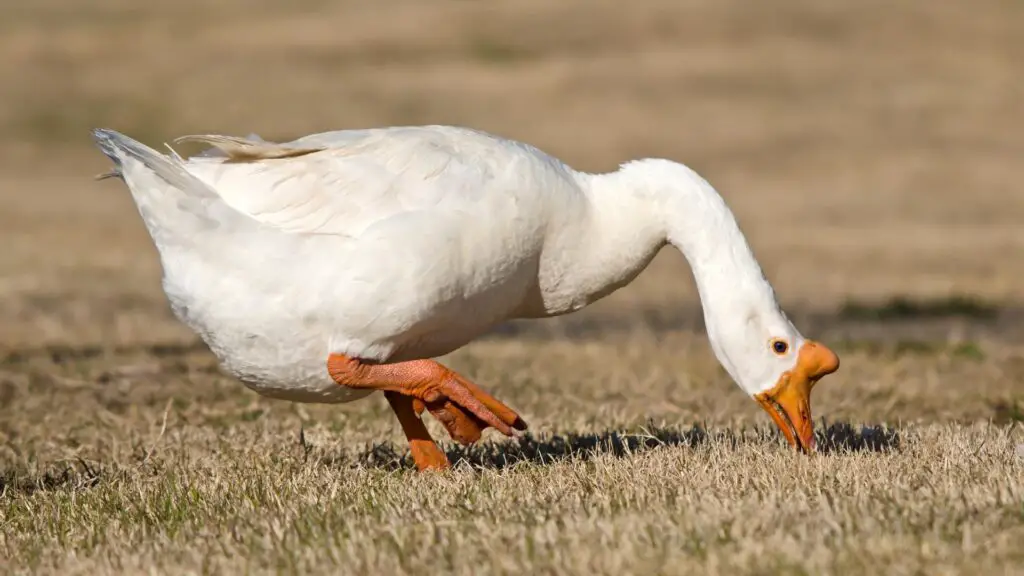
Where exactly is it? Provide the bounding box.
[91,128,250,243]
[92,128,219,194]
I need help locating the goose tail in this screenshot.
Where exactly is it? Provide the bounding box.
[90,128,236,246]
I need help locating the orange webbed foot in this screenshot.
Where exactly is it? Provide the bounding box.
[412,369,527,445]
[327,354,527,471]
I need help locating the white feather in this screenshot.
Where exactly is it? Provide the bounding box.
[92,125,807,404]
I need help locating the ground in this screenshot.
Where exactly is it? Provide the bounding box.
[1,0,1023,574]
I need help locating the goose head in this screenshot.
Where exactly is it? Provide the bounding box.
[705,309,840,453]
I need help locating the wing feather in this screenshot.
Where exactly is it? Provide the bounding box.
[178,128,498,237]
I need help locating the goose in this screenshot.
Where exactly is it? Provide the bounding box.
[91,124,840,471]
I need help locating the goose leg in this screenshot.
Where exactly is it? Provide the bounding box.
[384,391,450,471]
[327,354,527,468]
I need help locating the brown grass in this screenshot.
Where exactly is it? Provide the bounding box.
[1,0,1023,574]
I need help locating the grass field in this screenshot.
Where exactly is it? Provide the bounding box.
[1,0,1023,574]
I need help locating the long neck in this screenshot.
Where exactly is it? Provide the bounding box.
[580,160,782,334]
[534,159,781,335]
[662,170,798,390]
[560,159,795,392]
[660,169,779,322]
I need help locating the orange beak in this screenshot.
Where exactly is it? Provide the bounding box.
[754,340,840,453]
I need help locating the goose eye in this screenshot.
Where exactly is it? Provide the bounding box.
[770,339,789,355]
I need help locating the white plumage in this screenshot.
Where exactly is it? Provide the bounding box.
[93,124,839,454]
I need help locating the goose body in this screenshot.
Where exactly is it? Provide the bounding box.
[93,124,839,467]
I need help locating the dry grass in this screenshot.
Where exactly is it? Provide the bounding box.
[1,0,1023,574]
[1,336,1021,575]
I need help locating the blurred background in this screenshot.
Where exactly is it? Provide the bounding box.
[2,3,1023,570]
[0,0,1022,391]
[2,0,1023,347]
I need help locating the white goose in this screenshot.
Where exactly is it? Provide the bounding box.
[92,125,839,470]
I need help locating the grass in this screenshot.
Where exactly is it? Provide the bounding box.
[0,332,1022,574]
[1,0,1024,574]
[0,417,1020,574]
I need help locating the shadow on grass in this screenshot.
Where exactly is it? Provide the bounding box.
[0,458,103,497]
[348,421,902,471]
[1,424,901,495]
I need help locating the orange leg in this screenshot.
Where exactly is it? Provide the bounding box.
[327,354,527,471]
[384,392,450,471]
